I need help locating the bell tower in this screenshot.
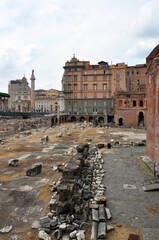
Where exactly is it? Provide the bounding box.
[30,70,35,111]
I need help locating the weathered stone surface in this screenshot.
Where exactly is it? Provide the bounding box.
[8,235,21,240]
[99,204,106,222]
[105,208,111,220]
[53,228,62,240]
[31,220,40,229]
[98,222,106,239]
[41,135,49,143]
[70,230,77,238]
[50,218,58,229]
[92,209,99,222]
[97,143,105,149]
[91,221,97,240]
[8,159,19,167]
[26,163,42,176]
[106,225,114,232]
[38,230,51,240]
[0,225,13,233]
[76,230,85,240]
[57,133,63,137]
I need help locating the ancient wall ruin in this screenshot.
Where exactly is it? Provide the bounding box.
[146,44,159,165]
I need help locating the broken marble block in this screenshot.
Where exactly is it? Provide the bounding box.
[41,135,49,143]
[26,163,42,176]
[38,230,51,240]
[8,159,19,167]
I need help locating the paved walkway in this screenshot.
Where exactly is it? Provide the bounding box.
[102,146,159,240]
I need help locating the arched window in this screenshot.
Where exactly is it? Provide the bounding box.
[139,100,143,107]
[119,118,123,126]
[133,100,136,107]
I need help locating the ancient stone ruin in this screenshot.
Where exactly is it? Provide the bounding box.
[34,143,114,239]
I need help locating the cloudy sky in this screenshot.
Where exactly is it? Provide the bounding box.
[0,0,159,93]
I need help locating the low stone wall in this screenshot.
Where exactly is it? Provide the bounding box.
[0,116,51,139]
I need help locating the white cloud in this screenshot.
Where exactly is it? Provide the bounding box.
[0,0,158,93]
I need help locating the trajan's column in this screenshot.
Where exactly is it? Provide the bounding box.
[30,70,35,111]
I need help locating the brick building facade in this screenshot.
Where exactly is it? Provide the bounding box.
[125,64,147,91]
[114,91,147,127]
[146,45,159,165]
[62,55,127,122]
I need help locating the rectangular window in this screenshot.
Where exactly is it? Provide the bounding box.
[84,84,88,90]
[93,75,97,81]
[116,75,120,82]
[74,75,77,82]
[93,84,97,90]
[68,76,71,82]
[84,101,87,106]
[74,84,77,91]
[84,76,87,81]
[137,70,140,74]
[68,85,71,91]
[116,84,120,90]
[94,70,97,74]
[137,79,140,85]
[68,94,71,99]
[103,75,107,81]
[84,108,87,113]
[74,93,77,99]
[103,84,107,90]
[104,101,106,106]
[119,100,123,106]
[94,93,97,98]
[103,93,106,98]
[85,71,87,75]
[94,101,96,106]
[84,93,87,99]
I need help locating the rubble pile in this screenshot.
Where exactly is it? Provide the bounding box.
[89,148,114,239]
[35,143,114,239]
[34,143,91,239]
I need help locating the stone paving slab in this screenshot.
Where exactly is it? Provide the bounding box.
[102,146,159,239]
[142,228,159,240]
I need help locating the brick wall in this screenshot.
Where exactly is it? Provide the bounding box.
[114,91,147,126]
[146,45,159,164]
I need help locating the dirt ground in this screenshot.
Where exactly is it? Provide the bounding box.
[0,123,147,240]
